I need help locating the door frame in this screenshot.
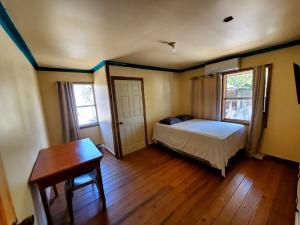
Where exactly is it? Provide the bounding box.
[0,155,16,225]
[110,76,148,157]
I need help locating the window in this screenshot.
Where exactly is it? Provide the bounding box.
[263,64,272,127]
[73,84,98,128]
[222,69,254,123]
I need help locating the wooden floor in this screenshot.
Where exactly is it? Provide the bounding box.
[50,145,298,225]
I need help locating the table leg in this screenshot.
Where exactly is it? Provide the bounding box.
[64,182,74,224]
[39,186,53,225]
[96,164,106,209]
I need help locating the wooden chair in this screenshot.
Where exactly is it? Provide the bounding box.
[64,144,105,223]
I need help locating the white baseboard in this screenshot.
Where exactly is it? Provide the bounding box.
[252,152,265,160]
[103,145,116,156]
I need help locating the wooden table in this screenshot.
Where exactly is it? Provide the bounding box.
[29,138,106,225]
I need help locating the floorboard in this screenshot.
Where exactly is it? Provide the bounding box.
[50,144,298,225]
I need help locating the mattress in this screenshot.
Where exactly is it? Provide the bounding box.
[152,119,247,176]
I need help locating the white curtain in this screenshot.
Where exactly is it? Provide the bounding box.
[192,75,222,120]
[246,65,267,155]
[57,82,80,143]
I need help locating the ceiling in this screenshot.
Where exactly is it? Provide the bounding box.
[2,0,300,70]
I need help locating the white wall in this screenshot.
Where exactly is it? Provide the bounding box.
[94,67,115,154]
[0,27,49,224]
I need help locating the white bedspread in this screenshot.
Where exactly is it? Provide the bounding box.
[152,119,247,176]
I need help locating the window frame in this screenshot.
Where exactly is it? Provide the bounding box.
[262,64,272,128]
[72,82,99,129]
[221,67,254,125]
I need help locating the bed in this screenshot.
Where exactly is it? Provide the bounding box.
[152,119,247,177]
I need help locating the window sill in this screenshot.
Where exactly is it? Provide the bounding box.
[79,123,99,129]
[222,119,250,126]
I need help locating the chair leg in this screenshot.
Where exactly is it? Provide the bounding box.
[53,185,58,198]
[95,166,106,209]
[94,180,101,197]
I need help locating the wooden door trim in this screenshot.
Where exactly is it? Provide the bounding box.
[110,77,123,158]
[110,76,148,157]
[0,155,16,225]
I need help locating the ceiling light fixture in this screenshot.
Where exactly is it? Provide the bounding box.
[168,42,176,53]
[223,16,234,23]
[158,41,177,53]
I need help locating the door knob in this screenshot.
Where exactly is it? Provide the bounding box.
[119,122,123,125]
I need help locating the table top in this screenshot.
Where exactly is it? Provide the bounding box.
[29,138,103,183]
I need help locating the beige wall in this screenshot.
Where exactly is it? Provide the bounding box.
[37,71,103,146]
[94,67,116,154]
[0,27,49,224]
[241,46,300,162]
[108,66,181,143]
[180,45,300,162]
[179,67,205,114]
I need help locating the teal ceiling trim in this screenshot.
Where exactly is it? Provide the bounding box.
[0,2,38,69]
[106,60,181,73]
[37,66,92,73]
[181,38,300,72]
[92,60,106,72]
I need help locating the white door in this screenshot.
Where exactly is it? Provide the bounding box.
[114,79,146,155]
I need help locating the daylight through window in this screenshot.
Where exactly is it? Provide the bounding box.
[222,69,254,122]
[73,84,98,127]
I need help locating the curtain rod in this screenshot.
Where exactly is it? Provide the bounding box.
[190,67,256,80]
[190,73,222,80]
